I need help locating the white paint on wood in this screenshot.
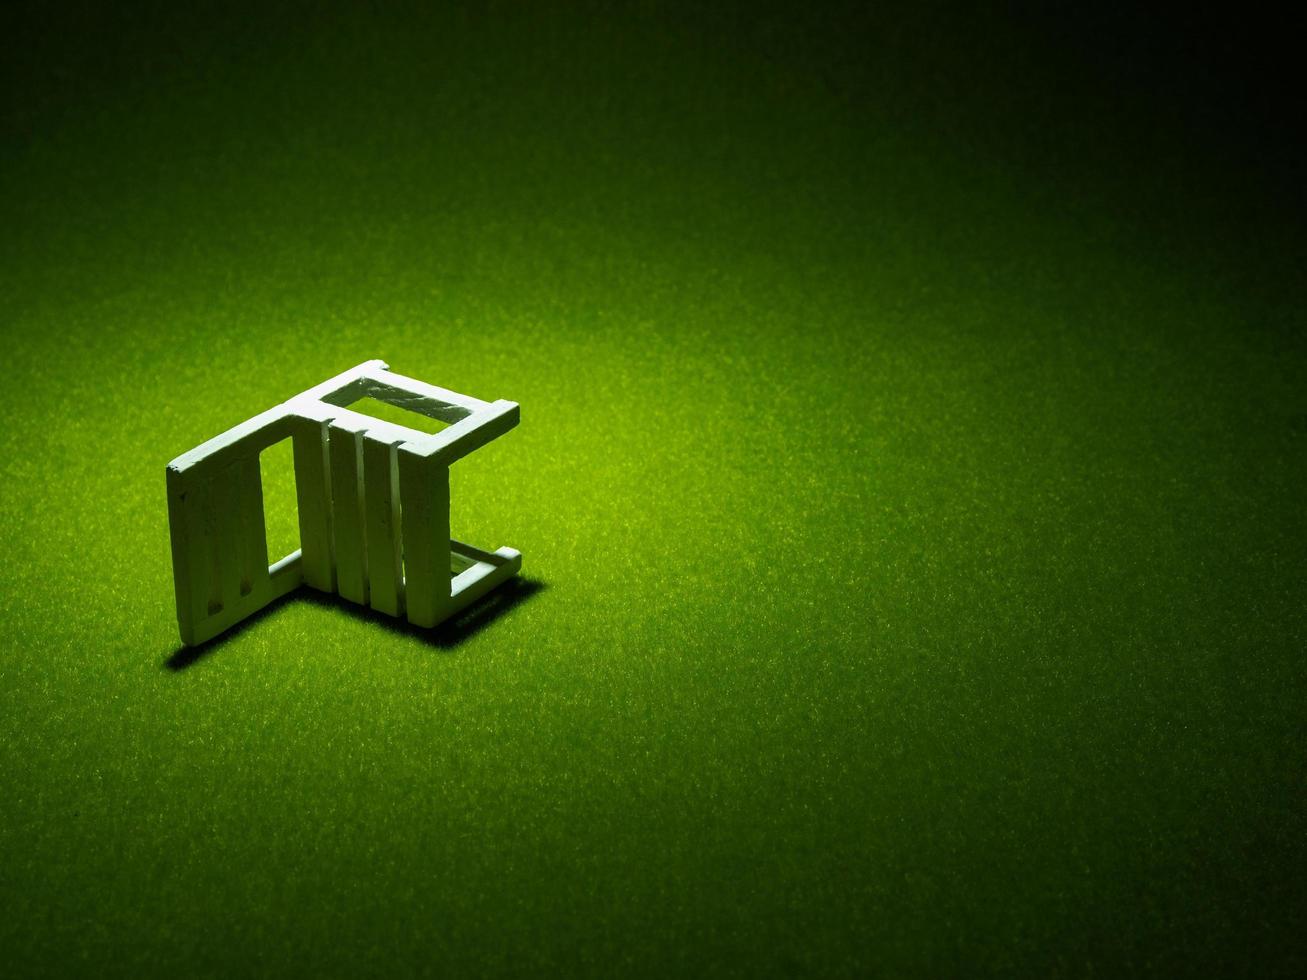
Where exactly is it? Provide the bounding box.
[292,415,335,593]
[166,362,521,645]
[397,449,451,629]
[363,435,403,618]
[328,416,369,607]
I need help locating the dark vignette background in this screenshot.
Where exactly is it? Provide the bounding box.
[1,1,1304,976]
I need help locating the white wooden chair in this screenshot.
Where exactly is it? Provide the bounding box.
[166,360,521,646]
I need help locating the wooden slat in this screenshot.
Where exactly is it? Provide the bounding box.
[398,449,450,628]
[329,420,368,606]
[293,416,335,592]
[363,436,402,617]
[390,443,406,617]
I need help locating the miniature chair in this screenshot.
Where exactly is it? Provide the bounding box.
[166,360,521,646]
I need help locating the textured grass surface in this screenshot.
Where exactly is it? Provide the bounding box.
[2,3,1304,975]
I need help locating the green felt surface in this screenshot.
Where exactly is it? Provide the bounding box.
[2,3,1305,975]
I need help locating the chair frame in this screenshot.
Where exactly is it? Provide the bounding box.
[166,360,521,646]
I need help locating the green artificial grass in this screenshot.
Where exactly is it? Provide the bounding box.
[1,2,1304,975]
